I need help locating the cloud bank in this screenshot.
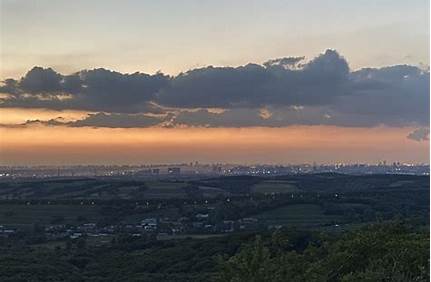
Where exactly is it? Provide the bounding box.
[1,50,429,131]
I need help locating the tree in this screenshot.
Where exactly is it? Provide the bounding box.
[216,236,276,282]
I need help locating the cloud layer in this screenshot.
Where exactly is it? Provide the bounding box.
[407,127,430,141]
[1,50,429,131]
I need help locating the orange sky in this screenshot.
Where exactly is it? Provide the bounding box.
[0,124,428,165]
[1,1,428,166]
[0,108,89,124]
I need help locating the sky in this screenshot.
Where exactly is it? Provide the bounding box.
[0,0,429,165]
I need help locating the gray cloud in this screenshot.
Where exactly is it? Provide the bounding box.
[172,109,269,127]
[0,49,429,128]
[157,49,350,108]
[334,65,430,126]
[171,105,415,128]
[262,56,305,68]
[1,67,170,113]
[20,67,63,93]
[24,112,167,128]
[407,128,430,141]
[69,112,164,128]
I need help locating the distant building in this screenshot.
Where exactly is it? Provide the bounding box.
[221,220,235,233]
[212,166,222,173]
[168,167,181,175]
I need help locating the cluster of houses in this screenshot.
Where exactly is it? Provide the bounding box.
[44,223,114,239]
[40,213,261,240]
[0,208,262,241]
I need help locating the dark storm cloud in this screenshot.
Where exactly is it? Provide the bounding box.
[0,49,429,128]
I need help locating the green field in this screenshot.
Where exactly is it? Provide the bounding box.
[388,180,415,187]
[143,181,187,198]
[0,204,100,227]
[0,179,190,200]
[253,204,343,227]
[156,234,227,240]
[251,180,299,194]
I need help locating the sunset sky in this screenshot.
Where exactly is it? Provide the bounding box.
[0,0,429,165]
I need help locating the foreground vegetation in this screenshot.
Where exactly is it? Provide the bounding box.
[218,223,429,282]
[0,222,427,281]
